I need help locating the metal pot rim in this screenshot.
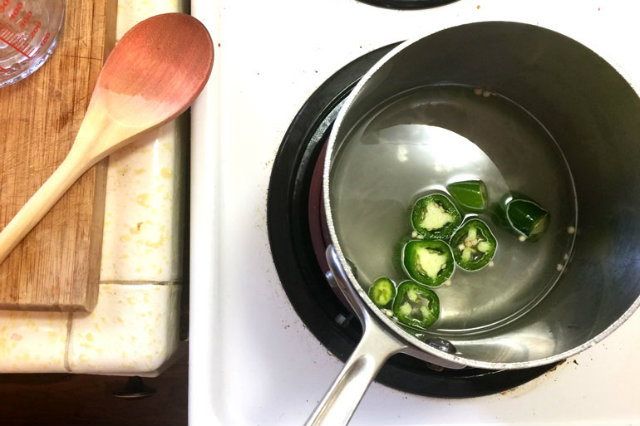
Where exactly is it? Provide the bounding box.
[321,20,640,370]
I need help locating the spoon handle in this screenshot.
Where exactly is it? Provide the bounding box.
[0,147,93,265]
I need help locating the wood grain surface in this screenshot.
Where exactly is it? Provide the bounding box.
[0,0,117,311]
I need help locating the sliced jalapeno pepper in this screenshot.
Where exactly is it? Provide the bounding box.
[392,281,440,330]
[507,199,549,240]
[411,193,462,240]
[368,277,396,308]
[402,239,454,287]
[498,192,550,241]
[446,180,488,212]
[450,218,497,271]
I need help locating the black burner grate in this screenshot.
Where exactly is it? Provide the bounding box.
[357,0,460,10]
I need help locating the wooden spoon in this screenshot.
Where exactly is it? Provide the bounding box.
[0,13,213,265]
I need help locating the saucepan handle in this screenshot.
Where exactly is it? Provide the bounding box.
[305,246,408,426]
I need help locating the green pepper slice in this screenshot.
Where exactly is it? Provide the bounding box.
[507,199,549,240]
[368,277,396,308]
[411,193,462,240]
[450,218,497,271]
[402,239,454,287]
[498,192,550,241]
[392,281,440,330]
[446,180,488,212]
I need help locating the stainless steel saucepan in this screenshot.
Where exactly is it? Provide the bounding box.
[306,21,640,425]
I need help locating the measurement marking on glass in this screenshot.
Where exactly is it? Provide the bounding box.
[0,27,36,58]
[0,0,65,87]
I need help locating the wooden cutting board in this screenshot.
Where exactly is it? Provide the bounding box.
[0,0,117,311]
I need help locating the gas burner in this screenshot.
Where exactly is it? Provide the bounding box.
[357,0,460,10]
[267,43,558,398]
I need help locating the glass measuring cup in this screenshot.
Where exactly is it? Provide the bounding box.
[0,0,65,88]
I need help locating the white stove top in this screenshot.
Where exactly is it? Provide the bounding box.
[189,1,640,424]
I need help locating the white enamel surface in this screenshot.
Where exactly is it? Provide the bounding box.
[0,0,185,375]
[190,0,640,425]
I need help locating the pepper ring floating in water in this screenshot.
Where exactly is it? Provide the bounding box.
[411,193,462,240]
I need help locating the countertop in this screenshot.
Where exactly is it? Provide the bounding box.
[0,0,187,376]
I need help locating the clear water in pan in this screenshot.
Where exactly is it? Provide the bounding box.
[330,85,577,336]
